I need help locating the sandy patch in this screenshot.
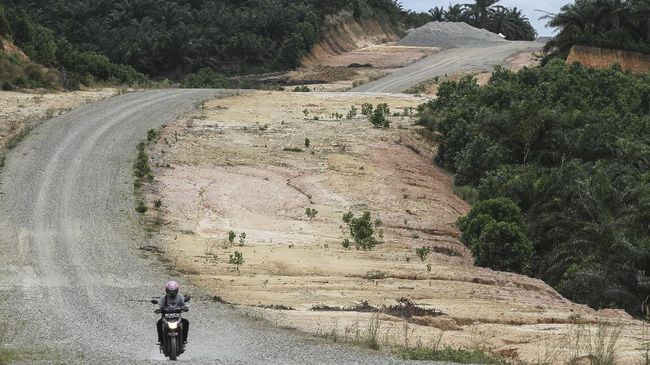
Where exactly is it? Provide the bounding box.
[145,91,649,363]
[0,89,117,163]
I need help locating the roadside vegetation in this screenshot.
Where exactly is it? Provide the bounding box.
[417,59,650,317]
[543,0,650,62]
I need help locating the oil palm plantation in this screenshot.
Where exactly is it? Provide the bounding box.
[544,0,650,60]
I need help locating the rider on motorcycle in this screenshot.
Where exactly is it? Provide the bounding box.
[156,280,189,345]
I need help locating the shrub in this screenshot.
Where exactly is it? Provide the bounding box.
[133,142,151,178]
[239,232,246,246]
[293,85,311,92]
[305,207,318,220]
[416,246,431,262]
[147,129,158,142]
[457,197,525,248]
[154,199,162,208]
[347,106,358,119]
[229,251,244,271]
[181,68,227,88]
[474,221,533,273]
[361,103,374,116]
[228,230,236,245]
[341,239,351,249]
[342,211,382,250]
[369,103,391,128]
[135,200,148,214]
[304,138,310,148]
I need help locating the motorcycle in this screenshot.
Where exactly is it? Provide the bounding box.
[151,295,191,361]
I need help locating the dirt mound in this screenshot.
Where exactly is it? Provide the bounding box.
[0,37,31,63]
[397,21,507,48]
[567,45,650,74]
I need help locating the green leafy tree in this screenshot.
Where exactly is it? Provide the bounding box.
[342,211,383,250]
[473,221,533,273]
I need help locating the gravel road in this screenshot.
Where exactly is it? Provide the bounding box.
[0,90,450,364]
[352,41,543,93]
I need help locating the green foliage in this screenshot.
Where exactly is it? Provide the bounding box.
[422,60,650,316]
[427,1,536,41]
[135,200,148,214]
[543,0,650,61]
[416,246,431,262]
[341,238,351,249]
[304,138,310,148]
[154,199,162,208]
[361,103,374,116]
[133,142,151,178]
[3,7,146,87]
[401,346,507,364]
[229,251,244,271]
[347,106,358,119]
[369,103,391,128]
[305,207,318,220]
[342,211,383,250]
[147,129,158,142]
[3,1,406,79]
[228,230,236,245]
[239,232,246,246]
[293,85,311,92]
[181,68,227,88]
[474,221,533,273]
[0,53,59,90]
[457,197,525,249]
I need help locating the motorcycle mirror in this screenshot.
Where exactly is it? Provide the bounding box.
[151,299,159,305]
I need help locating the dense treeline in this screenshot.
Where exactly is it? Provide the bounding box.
[544,0,650,60]
[0,4,147,89]
[1,0,403,79]
[427,0,536,41]
[418,61,650,317]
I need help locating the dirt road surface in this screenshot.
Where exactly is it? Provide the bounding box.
[352,42,542,93]
[0,90,449,363]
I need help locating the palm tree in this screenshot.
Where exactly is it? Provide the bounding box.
[464,0,501,29]
[490,6,536,40]
[429,6,445,21]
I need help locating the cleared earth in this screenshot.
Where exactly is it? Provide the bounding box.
[144,90,650,364]
[0,89,446,364]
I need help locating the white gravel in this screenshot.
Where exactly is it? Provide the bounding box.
[397,21,507,48]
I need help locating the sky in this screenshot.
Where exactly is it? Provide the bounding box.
[399,0,573,36]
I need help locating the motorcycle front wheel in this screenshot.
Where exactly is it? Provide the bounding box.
[169,337,178,361]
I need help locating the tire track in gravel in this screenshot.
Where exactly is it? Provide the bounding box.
[0,89,449,364]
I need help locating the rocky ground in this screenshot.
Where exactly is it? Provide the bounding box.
[143,91,650,364]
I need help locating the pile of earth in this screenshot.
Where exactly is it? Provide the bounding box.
[397,21,507,48]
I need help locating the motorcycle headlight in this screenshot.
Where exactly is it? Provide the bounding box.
[168,321,178,330]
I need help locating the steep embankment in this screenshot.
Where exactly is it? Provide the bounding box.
[302,12,401,67]
[567,45,650,74]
